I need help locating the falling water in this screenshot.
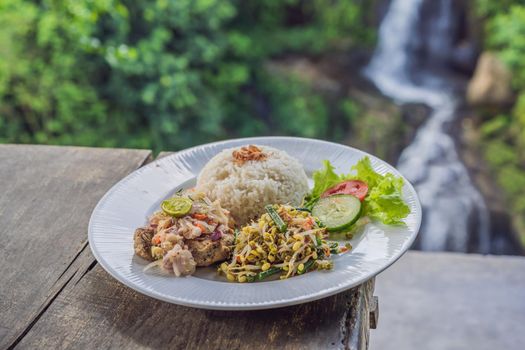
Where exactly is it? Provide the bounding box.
[364,0,490,252]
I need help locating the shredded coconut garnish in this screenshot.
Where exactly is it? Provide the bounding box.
[232,145,267,165]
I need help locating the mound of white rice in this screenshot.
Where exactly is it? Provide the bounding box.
[196,145,309,225]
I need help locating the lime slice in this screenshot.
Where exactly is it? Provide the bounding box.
[161,197,192,217]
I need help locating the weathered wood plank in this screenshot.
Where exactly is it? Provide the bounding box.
[16,259,372,350]
[346,279,375,350]
[369,296,379,330]
[13,149,375,350]
[0,145,151,349]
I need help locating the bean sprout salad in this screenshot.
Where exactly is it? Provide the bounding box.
[218,204,350,282]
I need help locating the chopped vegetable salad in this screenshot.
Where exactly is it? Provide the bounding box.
[218,204,349,282]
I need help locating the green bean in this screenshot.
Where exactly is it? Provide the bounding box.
[257,267,281,281]
[317,247,325,259]
[295,207,311,212]
[302,259,316,273]
[265,205,287,232]
[246,274,256,282]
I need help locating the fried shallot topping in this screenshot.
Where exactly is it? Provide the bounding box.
[232,145,267,165]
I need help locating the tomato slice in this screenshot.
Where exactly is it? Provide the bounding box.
[321,180,368,201]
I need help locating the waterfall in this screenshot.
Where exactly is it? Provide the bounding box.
[364,0,490,252]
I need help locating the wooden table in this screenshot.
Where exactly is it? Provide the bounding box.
[0,145,377,350]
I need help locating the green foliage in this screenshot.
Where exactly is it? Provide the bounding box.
[230,0,374,57]
[480,95,525,240]
[483,140,518,166]
[498,166,525,199]
[480,115,510,137]
[485,5,525,90]
[259,74,328,138]
[475,0,520,18]
[512,92,525,150]
[0,0,110,145]
[0,0,373,152]
[99,0,239,150]
[477,0,525,242]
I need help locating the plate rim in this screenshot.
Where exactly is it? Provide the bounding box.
[88,136,421,310]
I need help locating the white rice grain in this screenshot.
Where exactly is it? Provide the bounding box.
[196,145,308,225]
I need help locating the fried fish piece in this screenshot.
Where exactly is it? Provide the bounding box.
[134,227,155,261]
[186,233,234,266]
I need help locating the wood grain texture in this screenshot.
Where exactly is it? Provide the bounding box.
[369,296,379,330]
[16,261,373,350]
[0,145,151,349]
[346,279,375,350]
[11,148,375,350]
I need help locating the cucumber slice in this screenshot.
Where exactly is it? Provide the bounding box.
[312,194,362,232]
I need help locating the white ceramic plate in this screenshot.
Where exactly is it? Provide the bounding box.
[88,137,421,310]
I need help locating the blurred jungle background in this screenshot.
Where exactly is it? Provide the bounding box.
[0,0,524,254]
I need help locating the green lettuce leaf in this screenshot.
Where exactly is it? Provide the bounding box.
[311,160,341,198]
[303,160,343,209]
[304,156,410,225]
[349,156,382,188]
